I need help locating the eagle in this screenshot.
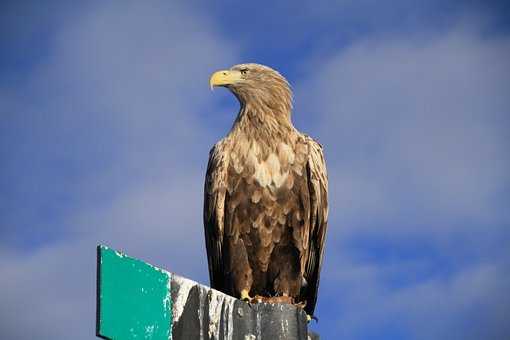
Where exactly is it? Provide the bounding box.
[204,63,328,317]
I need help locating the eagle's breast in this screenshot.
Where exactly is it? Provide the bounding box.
[225,133,310,273]
[231,136,304,188]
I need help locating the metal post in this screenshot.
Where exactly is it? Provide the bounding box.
[97,245,319,340]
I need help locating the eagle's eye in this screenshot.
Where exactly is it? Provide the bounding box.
[240,68,248,76]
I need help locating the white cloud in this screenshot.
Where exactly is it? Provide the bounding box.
[297,17,510,339]
[298,23,510,238]
[319,253,510,339]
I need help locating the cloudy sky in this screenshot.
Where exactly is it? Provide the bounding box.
[1,1,509,339]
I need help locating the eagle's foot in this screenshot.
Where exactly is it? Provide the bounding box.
[294,300,307,309]
[251,295,264,303]
[252,295,294,304]
[306,314,319,323]
[240,289,253,303]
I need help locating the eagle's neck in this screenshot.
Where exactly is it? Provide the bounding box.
[230,98,295,143]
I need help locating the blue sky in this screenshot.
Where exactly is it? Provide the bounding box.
[1,1,509,339]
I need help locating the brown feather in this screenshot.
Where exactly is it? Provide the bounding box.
[204,63,328,315]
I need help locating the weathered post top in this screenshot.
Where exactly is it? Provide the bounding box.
[96,245,319,340]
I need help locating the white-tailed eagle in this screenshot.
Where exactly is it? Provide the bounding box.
[204,63,328,317]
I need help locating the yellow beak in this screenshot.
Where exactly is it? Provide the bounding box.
[209,70,242,90]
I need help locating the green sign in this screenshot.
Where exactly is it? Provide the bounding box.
[97,245,172,340]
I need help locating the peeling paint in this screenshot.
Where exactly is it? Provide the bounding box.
[223,293,235,340]
[114,250,127,258]
[163,271,172,318]
[171,276,195,325]
[171,276,238,340]
[206,288,237,340]
[255,308,262,340]
[198,286,204,339]
[207,290,221,339]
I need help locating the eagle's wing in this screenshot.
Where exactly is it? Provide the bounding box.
[203,141,229,291]
[303,136,329,316]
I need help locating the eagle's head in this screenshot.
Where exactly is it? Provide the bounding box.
[210,63,292,116]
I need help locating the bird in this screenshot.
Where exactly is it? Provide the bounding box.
[204,63,328,317]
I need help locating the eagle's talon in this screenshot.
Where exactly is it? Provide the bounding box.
[240,289,252,303]
[306,314,318,323]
